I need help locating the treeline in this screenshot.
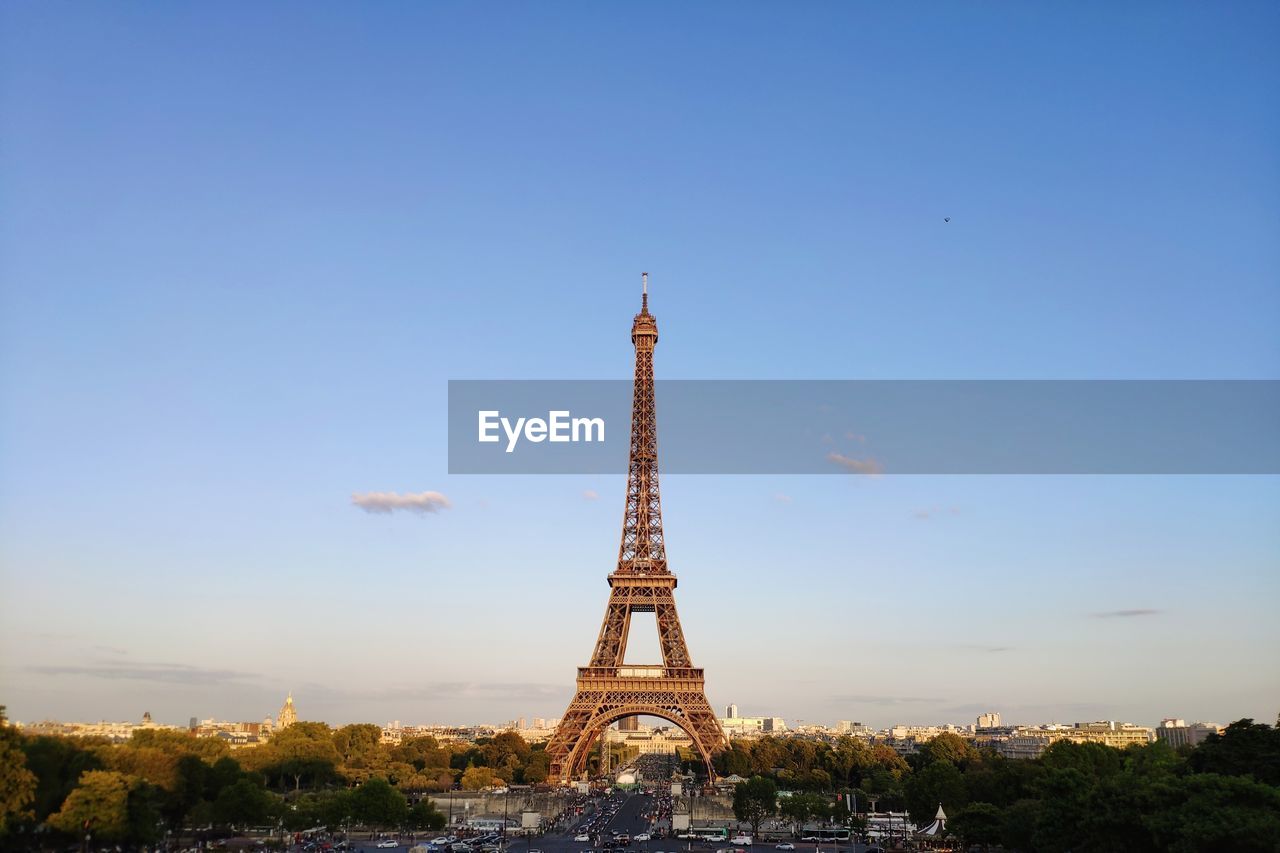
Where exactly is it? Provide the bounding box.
[720,719,1280,852]
[0,713,545,849]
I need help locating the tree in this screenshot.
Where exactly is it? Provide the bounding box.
[917,733,980,770]
[125,780,165,845]
[904,761,967,826]
[261,722,340,791]
[1188,718,1280,785]
[48,770,132,842]
[1152,773,1280,852]
[213,778,278,829]
[0,717,37,834]
[732,776,777,839]
[523,751,551,784]
[948,802,1003,851]
[393,736,449,771]
[779,793,827,836]
[460,765,497,791]
[351,777,408,830]
[408,799,447,831]
[21,734,106,823]
[1040,739,1122,779]
[334,724,389,777]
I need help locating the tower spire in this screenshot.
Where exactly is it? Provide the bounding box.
[622,272,662,574]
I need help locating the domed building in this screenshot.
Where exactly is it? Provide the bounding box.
[277,692,297,729]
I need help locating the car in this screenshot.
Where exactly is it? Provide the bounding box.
[377,843,400,850]
[775,846,794,851]
[575,835,592,843]
[730,837,752,847]
[635,835,651,843]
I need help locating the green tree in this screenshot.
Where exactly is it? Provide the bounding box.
[716,741,754,778]
[1188,718,1280,785]
[351,777,408,830]
[779,792,827,836]
[917,733,980,770]
[999,798,1040,852]
[392,736,449,771]
[125,779,165,845]
[213,778,278,829]
[1039,739,1123,779]
[732,776,777,839]
[334,724,389,777]
[1028,767,1092,853]
[0,715,37,834]
[265,722,340,791]
[47,770,133,842]
[460,765,497,791]
[948,802,1003,851]
[904,761,967,826]
[523,750,551,784]
[1152,773,1280,853]
[21,734,105,822]
[408,799,447,831]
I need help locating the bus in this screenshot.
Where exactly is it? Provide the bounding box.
[800,830,849,843]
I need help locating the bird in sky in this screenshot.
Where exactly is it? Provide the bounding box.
[944,217,951,223]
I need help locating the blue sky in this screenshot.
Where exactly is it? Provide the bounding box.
[1,2,1278,730]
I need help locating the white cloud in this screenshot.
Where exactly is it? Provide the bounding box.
[773,493,793,504]
[582,490,599,501]
[351,491,452,515]
[826,452,883,475]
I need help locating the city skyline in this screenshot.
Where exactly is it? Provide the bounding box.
[3,3,1279,731]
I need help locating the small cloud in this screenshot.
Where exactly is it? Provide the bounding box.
[1092,608,1162,619]
[352,491,452,515]
[914,506,961,520]
[773,493,793,504]
[29,661,260,687]
[827,452,883,475]
[831,693,942,706]
[844,431,867,443]
[582,490,599,501]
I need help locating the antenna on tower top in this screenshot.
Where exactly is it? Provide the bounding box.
[641,272,649,311]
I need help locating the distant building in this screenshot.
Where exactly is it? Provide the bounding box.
[1156,719,1222,749]
[976,712,1002,729]
[719,714,786,737]
[618,716,640,731]
[990,721,1155,759]
[605,724,692,755]
[727,704,739,719]
[277,692,297,729]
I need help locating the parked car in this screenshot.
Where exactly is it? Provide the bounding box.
[575,835,592,843]
[635,835,651,842]
[377,843,400,850]
[730,837,752,846]
[775,845,796,851]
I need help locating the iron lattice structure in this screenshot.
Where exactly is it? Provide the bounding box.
[545,277,728,783]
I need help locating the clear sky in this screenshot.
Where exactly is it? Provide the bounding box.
[2,2,1278,731]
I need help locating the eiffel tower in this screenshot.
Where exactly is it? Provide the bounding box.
[545,274,728,784]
